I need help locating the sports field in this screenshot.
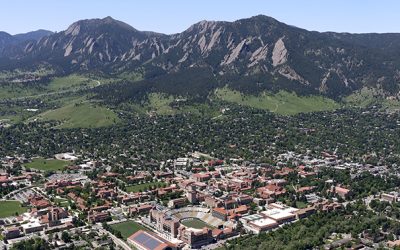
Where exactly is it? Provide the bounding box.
[0,201,28,218]
[24,158,70,171]
[110,221,148,239]
[181,218,215,229]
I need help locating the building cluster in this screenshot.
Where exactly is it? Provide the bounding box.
[240,203,315,234]
[3,150,389,250]
[1,206,73,242]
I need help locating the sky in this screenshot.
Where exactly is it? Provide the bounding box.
[1,0,400,35]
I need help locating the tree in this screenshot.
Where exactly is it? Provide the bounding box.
[61,231,71,243]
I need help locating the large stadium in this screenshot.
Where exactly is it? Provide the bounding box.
[149,205,236,248]
[165,207,234,230]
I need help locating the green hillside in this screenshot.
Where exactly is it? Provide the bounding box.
[215,87,340,115]
[35,102,120,128]
[46,74,100,91]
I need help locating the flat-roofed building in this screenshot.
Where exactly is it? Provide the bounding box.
[168,198,187,209]
[174,158,189,170]
[246,218,279,234]
[240,214,264,224]
[127,230,176,250]
[261,208,296,224]
[240,213,280,234]
[21,221,46,234]
[382,192,400,203]
[2,227,21,239]
[293,207,316,219]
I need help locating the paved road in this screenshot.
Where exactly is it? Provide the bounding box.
[3,185,34,199]
[203,234,243,250]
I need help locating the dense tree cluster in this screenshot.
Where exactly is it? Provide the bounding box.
[10,238,51,250]
[1,106,400,168]
[224,202,400,250]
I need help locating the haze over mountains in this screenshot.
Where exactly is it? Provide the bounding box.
[1,15,400,99]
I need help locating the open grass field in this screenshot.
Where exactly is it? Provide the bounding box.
[181,218,215,229]
[0,74,98,99]
[54,197,69,207]
[110,221,148,239]
[24,158,71,171]
[215,87,340,115]
[345,87,400,110]
[142,93,221,117]
[344,87,380,107]
[36,102,120,128]
[0,201,28,218]
[46,75,99,91]
[0,74,105,124]
[126,181,166,193]
[0,84,43,99]
[147,93,176,115]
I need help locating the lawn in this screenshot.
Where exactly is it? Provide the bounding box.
[215,87,340,115]
[0,201,28,218]
[35,102,120,128]
[110,221,148,239]
[24,158,71,171]
[181,218,215,229]
[126,181,166,193]
[54,197,69,207]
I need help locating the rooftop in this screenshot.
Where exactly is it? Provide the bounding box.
[128,230,172,250]
[242,213,265,221]
[250,218,278,228]
[262,208,296,221]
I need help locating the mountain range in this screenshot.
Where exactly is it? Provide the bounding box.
[1,15,400,100]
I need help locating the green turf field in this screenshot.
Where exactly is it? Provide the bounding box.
[24,158,71,171]
[0,201,28,218]
[215,87,340,115]
[126,181,166,193]
[110,221,148,239]
[181,218,215,229]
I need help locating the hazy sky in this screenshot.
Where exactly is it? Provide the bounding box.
[2,0,399,35]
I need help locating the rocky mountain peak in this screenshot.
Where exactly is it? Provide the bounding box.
[1,15,400,99]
